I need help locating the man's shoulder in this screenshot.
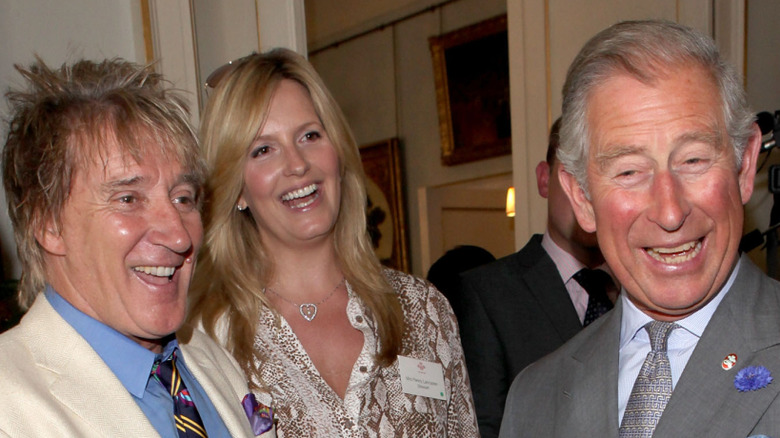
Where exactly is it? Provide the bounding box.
[0,323,35,376]
[179,325,241,367]
[461,235,551,278]
[459,234,555,286]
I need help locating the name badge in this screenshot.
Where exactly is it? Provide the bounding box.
[397,355,446,400]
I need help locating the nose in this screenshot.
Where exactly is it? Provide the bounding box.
[148,198,197,255]
[647,171,690,232]
[284,144,310,177]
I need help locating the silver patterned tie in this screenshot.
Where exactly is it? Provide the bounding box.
[619,320,678,438]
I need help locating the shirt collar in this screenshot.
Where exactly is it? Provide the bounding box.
[619,256,742,349]
[44,286,177,398]
[541,230,612,283]
[541,230,586,283]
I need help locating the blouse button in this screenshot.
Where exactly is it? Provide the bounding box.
[359,366,368,372]
[355,315,364,323]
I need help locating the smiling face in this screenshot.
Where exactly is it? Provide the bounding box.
[239,79,341,251]
[559,64,760,321]
[40,131,203,352]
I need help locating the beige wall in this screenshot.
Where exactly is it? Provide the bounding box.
[307,0,780,276]
[0,1,778,279]
[309,0,511,275]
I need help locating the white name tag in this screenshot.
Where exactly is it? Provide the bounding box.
[397,355,446,400]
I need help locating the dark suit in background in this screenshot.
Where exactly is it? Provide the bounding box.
[452,115,610,438]
[455,234,582,437]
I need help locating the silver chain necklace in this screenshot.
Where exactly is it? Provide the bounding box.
[265,277,345,322]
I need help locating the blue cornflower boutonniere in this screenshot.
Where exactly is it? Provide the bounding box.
[734,365,773,392]
[242,393,276,436]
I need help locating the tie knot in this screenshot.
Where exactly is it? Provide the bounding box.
[573,268,613,297]
[152,349,178,388]
[644,320,677,352]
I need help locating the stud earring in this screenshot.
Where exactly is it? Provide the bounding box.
[237,204,246,211]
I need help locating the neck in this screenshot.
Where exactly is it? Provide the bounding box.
[547,229,605,268]
[266,240,344,302]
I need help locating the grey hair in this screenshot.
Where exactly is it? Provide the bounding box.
[557,19,755,196]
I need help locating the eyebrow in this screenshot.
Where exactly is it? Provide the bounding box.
[252,120,324,143]
[593,126,724,172]
[672,129,724,150]
[593,145,645,173]
[102,175,144,192]
[100,172,201,193]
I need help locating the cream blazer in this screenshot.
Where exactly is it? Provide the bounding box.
[0,294,256,437]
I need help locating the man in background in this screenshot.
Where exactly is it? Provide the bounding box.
[0,58,262,436]
[453,117,615,438]
[501,20,780,437]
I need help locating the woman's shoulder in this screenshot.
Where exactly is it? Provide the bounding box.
[381,268,454,325]
[382,268,435,299]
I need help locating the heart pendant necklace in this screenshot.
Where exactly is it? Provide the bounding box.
[265,277,345,322]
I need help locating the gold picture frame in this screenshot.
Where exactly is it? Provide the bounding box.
[429,15,510,166]
[360,138,409,272]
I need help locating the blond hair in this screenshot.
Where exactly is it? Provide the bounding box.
[188,49,404,384]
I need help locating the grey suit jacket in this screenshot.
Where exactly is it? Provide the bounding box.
[0,294,255,437]
[500,255,780,438]
[453,234,583,438]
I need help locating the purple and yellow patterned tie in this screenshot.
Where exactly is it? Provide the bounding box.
[152,350,208,438]
[619,321,678,438]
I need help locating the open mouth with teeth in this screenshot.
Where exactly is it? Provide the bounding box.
[133,265,176,280]
[646,239,702,264]
[281,183,319,209]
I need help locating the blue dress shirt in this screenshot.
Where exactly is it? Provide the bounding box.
[617,258,741,423]
[45,286,231,437]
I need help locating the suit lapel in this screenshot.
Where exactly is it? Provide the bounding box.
[180,332,251,437]
[23,296,158,436]
[655,258,780,436]
[518,237,582,341]
[557,303,622,438]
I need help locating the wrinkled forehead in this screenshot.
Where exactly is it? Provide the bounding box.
[67,121,202,184]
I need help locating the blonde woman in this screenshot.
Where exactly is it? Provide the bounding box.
[187,48,478,437]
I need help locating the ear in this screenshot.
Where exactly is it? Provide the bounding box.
[236,192,247,211]
[535,161,550,198]
[35,217,66,256]
[558,166,597,233]
[738,123,762,205]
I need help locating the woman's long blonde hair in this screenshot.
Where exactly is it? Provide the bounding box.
[188,49,404,384]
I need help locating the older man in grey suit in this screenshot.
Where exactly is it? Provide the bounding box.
[500,20,780,437]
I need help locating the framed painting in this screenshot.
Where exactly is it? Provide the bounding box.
[359,138,409,272]
[429,15,511,166]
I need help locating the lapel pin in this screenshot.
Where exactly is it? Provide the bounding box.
[722,353,737,370]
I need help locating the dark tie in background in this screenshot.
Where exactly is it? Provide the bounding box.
[573,268,615,326]
[152,350,208,438]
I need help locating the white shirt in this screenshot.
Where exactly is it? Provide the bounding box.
[617,257,742,423]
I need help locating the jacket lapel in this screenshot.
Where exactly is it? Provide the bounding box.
[557,302,622,438]
[655,257,780,436]
[24,296,158,436]
[180,331,253,437]
[518,237,582,341]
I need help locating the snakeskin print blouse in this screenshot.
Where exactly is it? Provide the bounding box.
[252,269,479,437]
